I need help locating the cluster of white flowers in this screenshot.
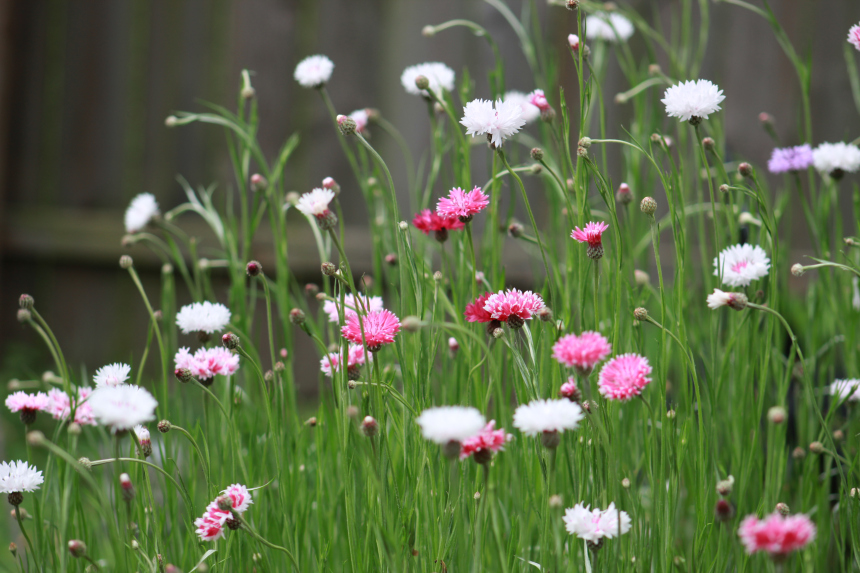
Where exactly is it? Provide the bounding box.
[176,301,232,335]
[415,406,485,444]
[89,385,158,432]
[812,142,860,176]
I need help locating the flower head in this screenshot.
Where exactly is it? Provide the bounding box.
[349,109,369,134]
[0,461,44,493]
[294,55,334,88]
[5,392,49,415]
[513,399,584,436]
[528,89,550,112]
[195,502,229,541]
[849,24,860,51]
[568,34,580,50]
[460,99,526,148]
[767,145,814,174]
[571,221,609,247]
[464,292,496,323]
[416,406,486,444]
[174,347,240,380]
[563,502,632,543]
[585,13,634,42]
[661,79,725,123]
[812,142,860,177]
[322,294,384,323]
[707,289,748,311]
[341,309,401,351]
[296,188,335,217]
[176,301,231,335]
[714,244,770,287]
[738,512,816,557]
[46,388,96,425]
[559,378,582,402]
[830,379,860,402]
[436,186,489,222]
[93,363,131,388]
[89,385,158,432]
[124,193,159,234]
[401,62,455,97]
[320,345,368,378]
[597,353,652,401]
[412,209,465,237]
[460,421,512,461]
[502,91,541,124]
[483,288,545,327]
[222,484,253,513]
[552,331,612,373]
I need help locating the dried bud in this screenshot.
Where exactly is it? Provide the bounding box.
[809,441,824,454]
[775,502,790,516]
[321,262,337,276]
[157,420,172,434]
[616,183,632,205]
[767,406,786,424]
[791,264,804,277]
[174,368,194,384]
[250,173,267,192]
[68,540,87,558]
[702,137,715,151]
[18,294,34,310]
[246,260,262,277]
[530,148,544,161]
[119,255,133,269]
[633,307,648,321]
[640,197,657,215]
[336,114,357,136]
[361,416,379,437]
[222,333,239,350]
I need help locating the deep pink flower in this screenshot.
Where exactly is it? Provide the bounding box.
[320,344,368,378]
[483,289,545,327]
[552,331,612,374]
[436,186,489,222]
[341,310,401,351]
[571,221,609,247]
[175,347,240,380]
[528,89,550,112]
[194,502,230,542]
[738,512,816,558]
[412,209,465,235]
[222,484,253,513]
[597,353,652,401]
[460,421,512,461]
[5,392,49,415]
[465,292,496,323]
[46,388,96,426]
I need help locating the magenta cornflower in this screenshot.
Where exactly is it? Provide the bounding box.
[558,377,582,403]
[571,221,609,260]
[341,309,401,351]
[5,391,49,424]
[767,145,814,174]
[738,512,816,559]
[222,484,253,513]
[320,344,368,379]
[464,292,496,324]
[482,288,545,329]
[175,347,240,381]
[195,503,229,541]
[436,186,490,223]
[597,353,652,401]
[552,331,612,375]
[460,421,512,462]
[412,209,465,242]
[46,388,96,426]
[849,24,860,51]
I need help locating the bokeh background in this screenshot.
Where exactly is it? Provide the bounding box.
[0,0,858,454]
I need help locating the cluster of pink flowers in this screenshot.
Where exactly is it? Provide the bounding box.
[46,388,97,426]
[483,289,545,328]
[459,421,512,462]
[552,331,612,375]
[738,512,816,559]
[597,353,652,401]
[412,209,464,241]
[195,484,253,542]
[341,309,401,351]
[436,186,489,223]
[320,344,369,379]
[174,347,240,380]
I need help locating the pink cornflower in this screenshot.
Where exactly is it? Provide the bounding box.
[45,388,96,426]
[849,24,860,51]
[483,288,545,329]
[571,221,609,260]
[528,89,549,112]
[222,484,253,513]
[412,209,465,242]
[460,421,512,463]
[5,391,49,424]
[195,502,229,541]
[464,292,496,324]
[175,347,240,381]
[341,309,401,351]
[436,186,490,223]
[738,512,816,559]
[552,331,612,375]
[597,353,652,401]
[559,377,582,403]
[320,344,368,380]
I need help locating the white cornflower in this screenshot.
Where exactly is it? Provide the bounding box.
[93,363,131,388]
[513,399,584,436]
[563,502,632,543]
[124,193,159,234]
[0,461,44,493]
[349,109,369,134]
[713,244,770,287]
[585,13,635,42]
[134,424,151,442]
[706,289,747,311]
[400,62,455,97]
[461,98,526,148]
[293,55,334,88]
[830,379,860,402]
[503,91,541,124]
[812,142,860,176]
[661,79,725,123]
[415,406,485,444]
[176,301,231,335]
[296,188,335,217]
[89,385,158,432]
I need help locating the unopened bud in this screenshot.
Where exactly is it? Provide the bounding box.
[767,406,786,424]
[568,34,580,51]
[540,430,561,449]
[119,255,133,269]
[157,420,172,433]
[174,368,194,384]
[305,416,317,427]
[246,260,262,277]
[716,476,734,497]
[448,337,459,353]
[289,308,306,326]
[414,75,430,91]
[8,543,15,558]
[508,222,525,238]
[422,25,435,37]
[17,309,31,323]
[68,540,87,558]
[566,0,579,9]
[321,262,337,276]
[18,294,34,310]
[336,114,357,136]
[385,253,397,266]
[634,269,650,286]
[640,197,657,215]
[702,137,715,151]
[222,332,239,350]
[578,137,592,149]
[433,271,443,282]
[120,473,135,502]
[250,173,267,191]
[361,416,379,437]
[165,115,178,127]
[304,283,319,297]
[68,422,81,436]
[775,502,790,516]
[537,307,553,322]
[633,307,648,321]
[530,147,544,161]
[792,446,806,460]
[401,316,422,333]
[809,441,824,454]
[791,264,804,277]
[738,162,753,178]
[834,429,845,442]
[616,182,632,205]
[666,409,676,420]
[216,495,232,512]
[26,430,45,447]
[758,112,774,125]
[492,327,504,339]
[648,63,662,76]
[715,499,735,522]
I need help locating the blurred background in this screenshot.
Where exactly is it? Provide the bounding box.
[0,0,858,408]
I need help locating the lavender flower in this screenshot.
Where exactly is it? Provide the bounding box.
[767,145,813,174]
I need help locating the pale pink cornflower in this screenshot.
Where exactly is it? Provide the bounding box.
[502,91,541,124]
[568,34,580,51]
[5,391,49,424]
[436,186,490,223]
[46,387,96,426]
[559,377,582,403]
[320,344,368,379]
[849,24,860,52]
[738,512,816,558]
[349,109,369,134]
[460,98,526,148]
[563,502,631,543]
[597,353,652,401]
[459,421,512,462]
[293,55,334,88]
[571,221,609,260]
[830,379,860,402]
[714,244,770,287]
[552,331,612,375]
[89,384,157,432]
[296,188,337,230]
[93,363,131,388]
[483,288,545,329]
[174,347,241,380]
[222,484,253,513]
[195,502,229,541]
[322,293,384,323]
[706,289,748,311]
[528,89,549,112]
[341,309,401,351]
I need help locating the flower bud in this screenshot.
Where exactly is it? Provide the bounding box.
[738,162,753,178]
[530,148,544,161]
[633,307,648,321]
[250,173,267,192]
[702,137,715,151]
[120,473,135,502]
[715,499,735,522]
[758,112,774,126]
[540,430,561,449]
[433,271,443,282]
[68,540,87,558]
[791,264,804,277]
[578,137,592,149]
[401,316,422,333]
[792,446,806,460]
[336,114,357,136]
[399,221,408,231]
[17,309,31,323]
[448,337,459,354]
[385,253,397,266]
[157,420,172,433]
[219,332,239,351]
[135,426,152,458]
[68,422,81,436]
[640,197,657,215]
[621,478,630,489]
[492,327,504,339]
[78,457,92,470]
[18,294,34,310]
[421,25,435,37]
[767,406,786,424]
[305,416,317,427]
[568,34,580,50]
[537,307,553,322]
[716,476,734,497]
[321,262,337,276]
[566,0,579,9]
[246,260,262,277]
[634,269,650,286]
[616,183,632,205]
[414,75,430,91]
[26,430,45,447]
[508,222,525,238]
[809,441,824,454]
[216,495,232,512]
[361,415,379,437]
[834,429,845,442]
[648,63,662,76]
[165,115,178,127]
[666,409,676,420]
[174,368,194,384]
[775,502,790,516]
[119,255,134,269]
